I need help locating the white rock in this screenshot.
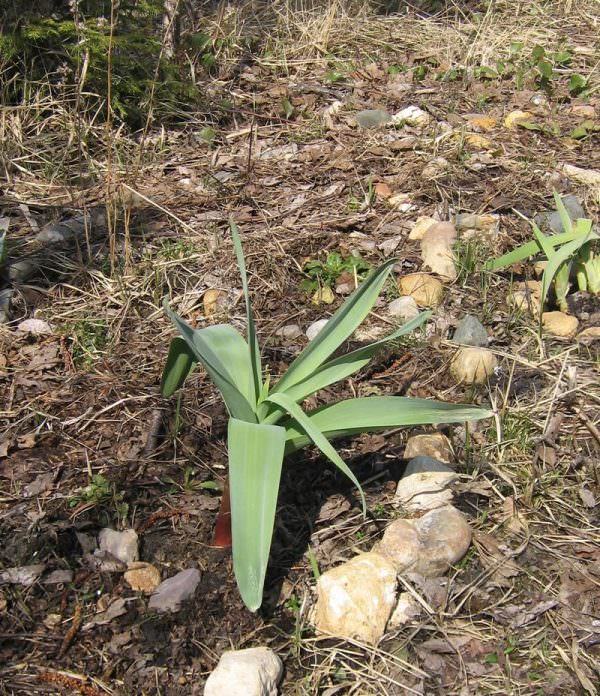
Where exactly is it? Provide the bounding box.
[404,433,453,464]
[388,296,420,322]
[394,456,457,511]
[16,319,53,335]
[454,213,500,242]
[376,506,472,577]
[373,520,420,571]
[275,324,303,342]
[450,347,498,385]
[560,163,600,203]
[306,319,329,341]
[204,647,283,696]
[409,216,438,240]
[391,106,432,128]
[388,592,421,628]
[414,506,472,576]
[314,552,397,644]
[420,223,457,280]
[388,193,416,211]
[98,529,139,565]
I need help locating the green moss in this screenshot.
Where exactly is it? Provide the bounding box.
[0,4,199,127]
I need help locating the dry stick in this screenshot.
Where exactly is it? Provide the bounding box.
[105,0,117,271]
[120,185,197,235]
[58,602,82,658]
[576,408,600,447]
[143,406,169,457]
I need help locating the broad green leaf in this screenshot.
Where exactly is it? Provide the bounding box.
[284,396,492,453]
[531,222,554,260]
[165,303,257,422]
[272,312,430,408]
[272,259,396,393]
[581,246,600,293]
[540,223,594,310]
[554,261,572,313]
[485,229,591,270]
[552,192,573,235]
[266,392,366,515]
[160,336,197,397]
[230,218,262,402]
[228,418,286,611]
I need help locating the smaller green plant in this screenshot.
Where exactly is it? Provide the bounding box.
[486,193,599,316]
[157,239,197,261]
[475,41,579,93]
[300,252,371,294]
[70,474,111,507]
[69,474,127,522]
[66,319,109,368]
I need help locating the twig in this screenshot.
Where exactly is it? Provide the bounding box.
[58,602,82,658]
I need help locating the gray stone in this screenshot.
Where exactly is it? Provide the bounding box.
[204,647,283,696]
[452,314,488,347]
[275,324,302,342]
[7,261,35,283]
[534,194,585,234]
[0,289,13,323]
[98,528,139,565]
[148,568,201,613]
[354,109,391,129]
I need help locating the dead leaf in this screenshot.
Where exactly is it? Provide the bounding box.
[16,433,37,450]
[24,472,55,497]
[82,597,127,630]
[579,487,596,508]
[0,564,46,586]
[311,286,335,305]
[374,182,392,199]
[492,598,558,628]
[497,496,528,534]
[473,533,521,587]
[316,495,351,523]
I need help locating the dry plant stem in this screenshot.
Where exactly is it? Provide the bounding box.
[58,602,82,658]
[213,478,232,548]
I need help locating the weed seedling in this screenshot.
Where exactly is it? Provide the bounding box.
[300,252,371,294]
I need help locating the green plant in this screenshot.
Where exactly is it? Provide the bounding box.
[301,252,371,294]
[475,41,578,94]
[69,474,127,522]
[1,6,198,127]
[65,319,110,367]
[486,193,599,314]
[160,219,492,611]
